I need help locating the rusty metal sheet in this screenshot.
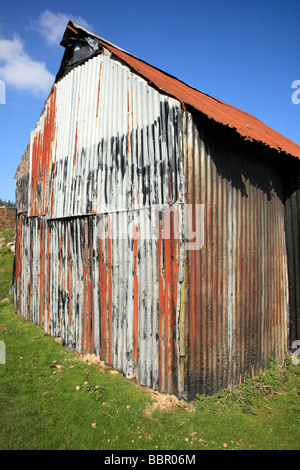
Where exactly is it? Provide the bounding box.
[15,144,30,215]
[283,163,300,349]
[26,54,184,220]
[13,210,185,396]
[14,51,186,397]
[28,88,57,217]
[182,110,289,399]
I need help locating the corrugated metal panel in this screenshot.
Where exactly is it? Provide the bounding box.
[28,89,57,217]
[14,53,186,397]
[283,164,300,349]
[14,210,185,396]
[27,54,183,219]
[182,110,289,399]
[15,144,30,215]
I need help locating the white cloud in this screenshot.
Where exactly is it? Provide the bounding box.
[28,10,92,46]
[0,35,54,96]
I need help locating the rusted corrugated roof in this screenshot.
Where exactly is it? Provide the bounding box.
[64,21,300,161]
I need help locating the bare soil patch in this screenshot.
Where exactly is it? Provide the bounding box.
[79,353,195,415]
[0,207,15,229]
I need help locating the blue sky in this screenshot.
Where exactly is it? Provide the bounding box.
[0,0,299,202]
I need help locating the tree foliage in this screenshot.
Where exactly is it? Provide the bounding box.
[0,198,15,208]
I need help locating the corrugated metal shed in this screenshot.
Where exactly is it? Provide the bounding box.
[13,21,300,399]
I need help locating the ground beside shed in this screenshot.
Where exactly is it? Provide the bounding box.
[0,207,15,229]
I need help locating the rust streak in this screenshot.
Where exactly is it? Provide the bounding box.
[68,230,72,333]
[40,221,45,328]
[157,220,164,391]
[107,216,113,365]
[46,227,51,333]
[99,234,108,361]
[132,229,139,372]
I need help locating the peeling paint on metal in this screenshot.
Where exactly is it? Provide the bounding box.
[14,53,185,397]
[13,29,297,400]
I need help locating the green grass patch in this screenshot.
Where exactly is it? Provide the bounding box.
[0,228,299,450]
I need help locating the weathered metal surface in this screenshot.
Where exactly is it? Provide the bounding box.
[283,162,300,349]
[14,209,184,396]
[15,144,30,215]
[14,53,185,397]
[28,54,183,219]
[28,89,57,217]
[13,25,299,400]
[182,110,289,399]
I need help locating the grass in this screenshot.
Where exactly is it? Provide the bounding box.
[0,227,299,450]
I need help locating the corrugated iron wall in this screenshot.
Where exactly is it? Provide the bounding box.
[14,53,185,397]
[14,50,293,400]
[13,211,184,395]
[283,163,300,349]
[29,54,183,219]
[28,88,57,217]
[182,109,289,399]
[15,144,30,215]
